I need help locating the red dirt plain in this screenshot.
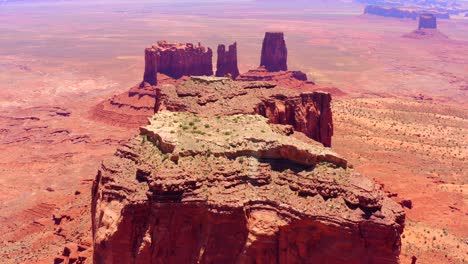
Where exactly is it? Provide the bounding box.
[0,1,466,263]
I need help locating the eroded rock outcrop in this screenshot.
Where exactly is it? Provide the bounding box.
[255,92,333,147]
[154,76,334,147]
[92,112,405,264]
[142,47,158,86]
[260,32,288,72]
[419,13,437,29]
[155,41,213,79]
[216,42,240,79]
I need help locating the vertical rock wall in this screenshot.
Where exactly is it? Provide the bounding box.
[260,32,288,72]
[216,42,240,79]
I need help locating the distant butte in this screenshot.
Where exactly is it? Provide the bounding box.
[260,32,288,72]
[216,42,240,79]
[403,13,449,40]
[142,47,158,86]
[155,41,213,79]
[419,13,437,30]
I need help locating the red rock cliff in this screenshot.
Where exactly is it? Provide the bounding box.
[153,77,334,147]
[142,47,158,86]
[255,92,333,147]
[92,112,405,264]
[260,32,288,72]
[154,41,213,79]
[216,42,240,79]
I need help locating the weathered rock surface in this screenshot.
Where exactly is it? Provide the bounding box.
[238,66,312,90]
[260,32,288,72]
[237,67,346,96]
[155,76,334,147]
[418,13,437,29]
[216,42,240,79]
[92,112,405,264]
[142,47,158,86]
[90,74,185,127]
[255,92,334,148]
[154,41,213,79]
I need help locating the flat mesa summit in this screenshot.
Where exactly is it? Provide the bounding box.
[92,112,405,264]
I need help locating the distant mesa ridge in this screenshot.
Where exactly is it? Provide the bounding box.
[364,5,450,19]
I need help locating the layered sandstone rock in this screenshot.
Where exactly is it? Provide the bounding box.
[142,47,158,86]
[255,92,333,147]
[154,41,213,79]
[216,42,240,79]
[90,75,185,127]
[364,5,419,19]
[238,67,312,90]
[237,67,346,96]
[92,112,405,264]
[418,13,437,29]
[260,32,288,72]
[154,76,334,147]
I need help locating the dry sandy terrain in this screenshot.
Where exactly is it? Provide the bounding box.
[0,0,466,263]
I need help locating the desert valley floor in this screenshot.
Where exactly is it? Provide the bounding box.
[0,1,467,263]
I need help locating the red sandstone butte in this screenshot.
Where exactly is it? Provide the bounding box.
[142,47,158,86]
[155,41,213,79]
[92,112,405,264]
[260,32,288,72]
[419,13,437,29]
[90,74,185,128]
[216,42,240,79]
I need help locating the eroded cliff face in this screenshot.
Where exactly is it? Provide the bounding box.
[255,92,333,147]
[92,112,405,264]
[154,41,213,79]
[154,76,333,147]
[216,42,240,79]
[260,32,288,72]
[142,47,158,86]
